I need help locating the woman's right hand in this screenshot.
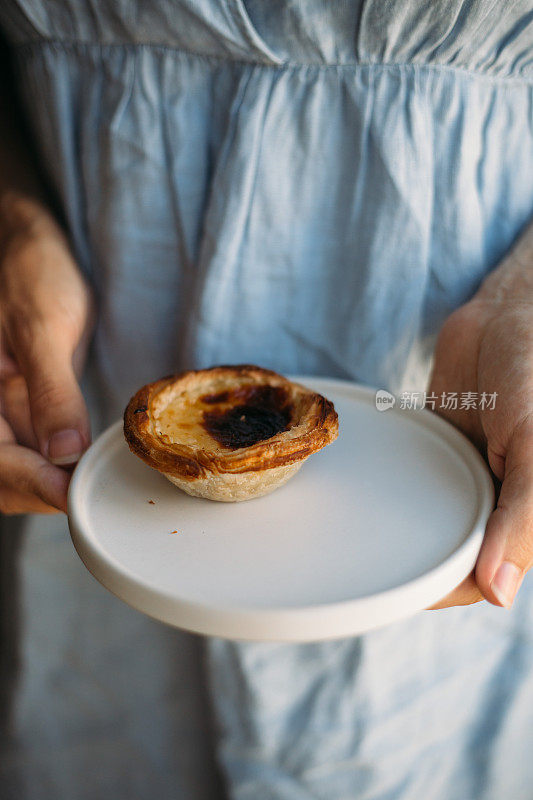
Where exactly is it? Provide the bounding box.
[0,194,94,514]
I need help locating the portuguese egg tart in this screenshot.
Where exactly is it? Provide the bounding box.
[124,365,338,502]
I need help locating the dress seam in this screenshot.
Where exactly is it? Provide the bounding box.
[12,38,533,85]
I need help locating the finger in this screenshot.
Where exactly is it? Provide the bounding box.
[475,418,533,608]
[0,351,19,380]
[1,374,39,449]
[0,486,62,515]
[9,319,90,465]
[427,573,483,610]
[0,416,56,510]
[0,326,20,380]
[0,441,70,512]
[0,411,16,444]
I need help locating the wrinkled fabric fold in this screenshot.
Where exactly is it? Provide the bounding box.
[6,41,533,413]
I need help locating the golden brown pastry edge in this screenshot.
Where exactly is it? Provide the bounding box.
[123,364,339,482]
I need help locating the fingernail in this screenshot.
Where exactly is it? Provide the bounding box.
[47,429,84,466]
[490,562,522,609]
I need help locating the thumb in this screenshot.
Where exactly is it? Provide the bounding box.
[16,324,90,465]
[475,418,533,608]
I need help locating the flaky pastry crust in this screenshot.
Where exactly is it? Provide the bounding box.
[124,365,338,501]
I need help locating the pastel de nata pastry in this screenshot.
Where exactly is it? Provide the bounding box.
[124,364,338,502]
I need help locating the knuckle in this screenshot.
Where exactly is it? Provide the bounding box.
[31,378,75,416]
[34,459,55,489]
[4,306,73,364]
[35,461,67,506]
[0,445,39,499]
[12,469,34,499]
[4,308,48,357]
[3,306,34,347]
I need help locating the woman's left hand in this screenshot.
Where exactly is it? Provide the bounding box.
[428,227,533,610]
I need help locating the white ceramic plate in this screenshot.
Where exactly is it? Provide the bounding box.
[68,378,494,642]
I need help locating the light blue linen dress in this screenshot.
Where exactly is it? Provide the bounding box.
[1,1,533,798]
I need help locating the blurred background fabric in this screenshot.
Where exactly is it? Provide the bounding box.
[0,510,226,800]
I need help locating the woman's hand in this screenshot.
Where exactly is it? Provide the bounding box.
[429,229,533,609]
[0,194,94,514]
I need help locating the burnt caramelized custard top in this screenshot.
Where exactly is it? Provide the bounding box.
[201,385,293,449]
[123,365,339,484]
